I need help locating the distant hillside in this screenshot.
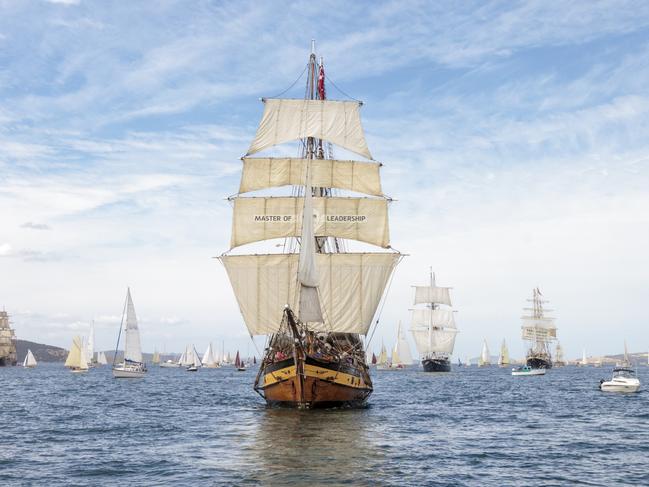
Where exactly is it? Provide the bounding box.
[16,339,67,363]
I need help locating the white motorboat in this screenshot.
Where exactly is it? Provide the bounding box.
[511,365,546,376]
[160,359,180,368]
[599,367,640,393]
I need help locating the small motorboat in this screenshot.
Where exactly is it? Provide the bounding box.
[599,367,640,393]
[511,365,546,376]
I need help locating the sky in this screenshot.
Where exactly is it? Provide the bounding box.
[1,0,648,361]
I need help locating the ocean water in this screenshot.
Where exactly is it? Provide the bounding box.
[1,364,648,486]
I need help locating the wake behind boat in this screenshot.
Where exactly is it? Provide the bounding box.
[112,288,147,378]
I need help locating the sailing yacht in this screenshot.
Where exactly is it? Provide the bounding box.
[579,348,588,366]
[521,288,557,369]
[152,348,160,366]
[219,43,401,408]
[554,341,566,367]
[65,336,89,373]
[112,288,147,378]
[498,339,510,367]
[201,342,219,368]
[409,270,457,372]
[96,351,108,366]
[478,340,491,367]
[87,321,96,366]
[235,350,246,371]
[22,349,37,368]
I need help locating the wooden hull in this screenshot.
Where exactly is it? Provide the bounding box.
[255,356,372,408]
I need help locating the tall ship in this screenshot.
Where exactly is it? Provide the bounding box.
[219,43,401,408]
[521,287,557,369]
[409,270,457,372]
[0,309,17,366]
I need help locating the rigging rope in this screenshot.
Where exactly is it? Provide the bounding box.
[365,254,403,351]
[325,75,362,103]
[267,63,309,99]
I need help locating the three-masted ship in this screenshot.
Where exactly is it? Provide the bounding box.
[521,287,557,369]
[409,270,457,372]
[219,44,401,408]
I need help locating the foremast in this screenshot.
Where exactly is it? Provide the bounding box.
[409,268,457,362]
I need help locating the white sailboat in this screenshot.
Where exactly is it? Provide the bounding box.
[186,345,202,372]
[580,348,588,366]
[152,348,160,366]
[478,340,491,367]
[65,336,89,373]
[23,349,37,368]
[112,288,147,378]
[554,341,566,366]
[392,321,412,368]
[409,270,458,372]
[87,321,95,365]
[498,339,510,366]
[97,351,108,365]
[201,342,219,368]
[375,341,389,370]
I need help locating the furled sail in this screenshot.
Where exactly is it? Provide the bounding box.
[220,252,400,335]
[413,286,452,306]
[230,196,390,249]
[239,157,383,196]
[246,99,372,160]
[124,289,143,364]
[521,318,557,340]
[297,161,323,323]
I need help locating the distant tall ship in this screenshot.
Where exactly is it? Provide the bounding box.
[0,309,17,366]
[521,288,557,369]
[498,339,510,367]
[409,270,457,372]
[219,42,401,408]
[478,340,491,367]
[554,341,566,367]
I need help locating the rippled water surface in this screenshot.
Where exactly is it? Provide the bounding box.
[1,364,648,486]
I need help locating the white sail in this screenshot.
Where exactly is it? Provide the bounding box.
[411,328,457,355]
[87,321,95,363]
[123,288,143,364]
[413,286,452,306]
[185,345,202,367]
[582,348,588,365]
[410,309,456,328]
[230,196,390,249]
[479,340,490,366]
[239,157,383,196]
[246,99,372,160]
[202,342,217,366]
[391,322,412,366]
[97,351,108,365]
[498,339,509,365]
[23,349,37,367]
[221,252,400,335]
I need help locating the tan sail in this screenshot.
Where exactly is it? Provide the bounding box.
[230,196,390,249]
[240,157,383,196]
[220,252,400,335]
[246,99,372,159]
